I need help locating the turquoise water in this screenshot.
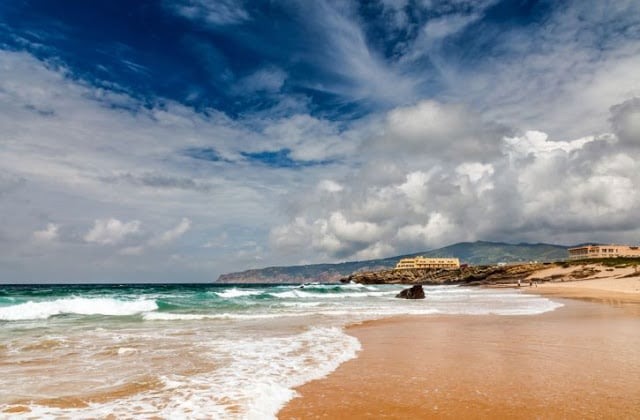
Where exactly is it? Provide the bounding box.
[0,283,562,418]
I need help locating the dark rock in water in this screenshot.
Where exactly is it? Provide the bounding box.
[396,285,425,299]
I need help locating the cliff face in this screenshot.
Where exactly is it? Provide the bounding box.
[341,263,549,286]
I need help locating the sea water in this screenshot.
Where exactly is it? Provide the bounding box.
[0,283,562,418]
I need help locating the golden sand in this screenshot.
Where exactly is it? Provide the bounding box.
[280,297,640,419]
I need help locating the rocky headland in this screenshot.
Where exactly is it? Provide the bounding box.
[340,258,640,287]
[340,263,548,286]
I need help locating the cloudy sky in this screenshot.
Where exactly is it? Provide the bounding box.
[1,0,639,283]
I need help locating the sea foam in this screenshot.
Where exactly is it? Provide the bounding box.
[5,327,361,420]
[0,297,158,320]
[215,288,263,298]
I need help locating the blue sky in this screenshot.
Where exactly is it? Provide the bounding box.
[1,0,640,282]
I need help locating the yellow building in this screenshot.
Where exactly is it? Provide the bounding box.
[394,256,460,270]
[568,244,640,260]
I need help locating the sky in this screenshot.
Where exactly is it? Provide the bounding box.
[1,0,640,283]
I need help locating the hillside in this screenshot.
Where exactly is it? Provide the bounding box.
[216,241,570,283]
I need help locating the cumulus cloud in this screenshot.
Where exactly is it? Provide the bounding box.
[396,212,454,246]
[328,212,384,244]
[270,96,640,262]
[117,218,192,256]
[149,218,192,246]
[84,219,141,245]
[610,98,640,148]
[374,100,508,162]
[503,131,597,158]
[33,223,59,242]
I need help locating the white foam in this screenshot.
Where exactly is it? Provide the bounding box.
[269,290,396,299]
[6,327,361,420]
[117,347,137,356]
[215,288,263,298]
[0,297,158,321]
[194,327,361,420]
[142,311,309,321]
[279,301,324,307]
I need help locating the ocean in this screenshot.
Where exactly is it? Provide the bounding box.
[0,283,562,418]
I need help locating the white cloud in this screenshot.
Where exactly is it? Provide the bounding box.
[398,171,430,214]
[167,0,249,26]
[33,223,58,242]
[396,212,455,247]
[270,96,640,263]
[293,1,421,106]
[610,98,640,148]
[352,241,396,261]
[328,212,384,244]
[441,3,640,140]
[317,179,343,193]
[455,163,494,184]
[503,131,597,158]
[149,218,191,246]
[236,67,287,93]
[84,218,141,245]
[375,100,506,161]
[257,114,358,162]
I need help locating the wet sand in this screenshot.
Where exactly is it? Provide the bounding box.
[279,298,640,419]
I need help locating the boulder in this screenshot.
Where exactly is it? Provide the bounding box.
[396,285,425,299]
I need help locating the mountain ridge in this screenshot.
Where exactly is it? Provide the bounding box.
[216,241,571,283]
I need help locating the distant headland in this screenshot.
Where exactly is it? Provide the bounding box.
[217,241,640,285]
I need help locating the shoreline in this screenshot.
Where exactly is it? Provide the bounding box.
[279,280,640,419]
[511,274,640,314]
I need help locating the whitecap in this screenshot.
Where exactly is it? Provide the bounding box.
[215,288,263,298]
[0,297,158,321]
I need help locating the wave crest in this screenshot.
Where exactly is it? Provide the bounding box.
[0,297,158,321]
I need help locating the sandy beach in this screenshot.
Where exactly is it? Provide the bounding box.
[528,269,640,309]
[280,275,640,419]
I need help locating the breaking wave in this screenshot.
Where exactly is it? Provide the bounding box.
[0,297,158,321]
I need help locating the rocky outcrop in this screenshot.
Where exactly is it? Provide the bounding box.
[341,268,461,285]
[396,285,425,299]
[341,263,550,286]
